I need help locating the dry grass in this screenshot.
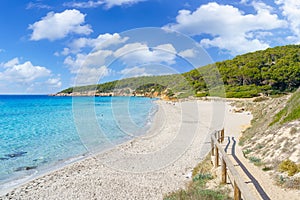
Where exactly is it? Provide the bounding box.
[192,152,213,177]
[231,93,300,190]
[164,153,232,200]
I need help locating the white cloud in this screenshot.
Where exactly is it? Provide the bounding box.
[66,33,128,54]
[26,2,52,10]
[0,59,51,83]
[64,0,146,9]
[29,9,92,41]
[120,66,149,77]
[64,53,87,73]
[240,0,249,4]
[165,2,287,55]
[1,57,20,68]
[178,49,196,58]
[46,78,62,88]
[63,0,104,8]
[201,37,269,56]
[84,50,113,67]
[104,0,146,8]
[74,66,111,85]
[64,50,113,73]
[276,0,300,43]
[114,43,147,57]
[64,49,113,85]
[0,58,62,93]
[114,43,177,65]
[154,44,177,54]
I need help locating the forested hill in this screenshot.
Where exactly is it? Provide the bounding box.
[58,44,300,98]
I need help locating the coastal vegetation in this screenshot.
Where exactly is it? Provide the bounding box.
[269,89,300,125]
[58,44,300,98]
[234,89,300,190]
[164,153,232,200]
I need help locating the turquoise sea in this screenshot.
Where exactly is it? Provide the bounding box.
[0,95,157,190]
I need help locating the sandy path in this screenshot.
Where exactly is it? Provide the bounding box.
[224,104,300,200]
[0,100,251,200]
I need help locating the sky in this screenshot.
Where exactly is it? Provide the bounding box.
[0,0,299,94]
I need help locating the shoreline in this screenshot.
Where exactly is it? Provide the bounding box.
[1,99,252,199]
[0,98,161,196]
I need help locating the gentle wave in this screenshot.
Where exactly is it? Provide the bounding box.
[0,95,157,191]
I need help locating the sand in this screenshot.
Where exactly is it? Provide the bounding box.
[0,100,252,200]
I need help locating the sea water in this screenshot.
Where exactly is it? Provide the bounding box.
[0,95,157,190]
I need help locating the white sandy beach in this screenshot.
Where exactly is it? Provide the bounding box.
[0,100,252,200]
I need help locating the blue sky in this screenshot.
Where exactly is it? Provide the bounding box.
[0,0,299,94]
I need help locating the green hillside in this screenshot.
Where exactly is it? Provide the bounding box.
[270,89,300,126]
[59,44,300,98]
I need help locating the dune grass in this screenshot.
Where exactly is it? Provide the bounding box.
[164,153,232,200]
[270,89,300,126]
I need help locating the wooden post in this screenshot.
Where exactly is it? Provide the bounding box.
[214,131,217,142]
[215,145,219,167]
[221,129,225,143]
[211,138,214,156]
[234,181,241,200]
[221,158,227,184]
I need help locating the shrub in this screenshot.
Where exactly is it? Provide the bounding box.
[289,127,297,135]
[249,156,263,166]
[253,96,269,102]
[193,173,213,183]
[195,91,208,97]
[164,153,231,200]
[262,165,272,171]
[242,149,252,158]
[279,159,300,176]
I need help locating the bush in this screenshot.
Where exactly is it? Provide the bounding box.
[262,165,272,171]
[249,156,263,166]
[270,89,300,126]
[193,173,213,183]
[290,127,297,135]
[253,96,269,102]
[164,153,231,200]
[279,159,300,176]
[195,91,208,97]
[242,149,252,158]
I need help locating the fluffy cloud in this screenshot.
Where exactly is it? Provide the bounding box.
[165,2,287,55]
[64,50,113,73]
[155,44,177,54]
[0,59,51,83]
[104,0,146,8]
[178,49,196,58]
[29,9,92,41]
[64,0,146,9]
[46,78,62,88]
[276,0,300,42]
[64,42,178,83]
[2,57,19,68]
[64,49,113,85]
[120,66,149,77]
[114,43,177,65]
[74,66,111,85]
[64,33,128,54]
[0,58,62,93]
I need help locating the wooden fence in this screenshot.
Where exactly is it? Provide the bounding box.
[211,129,256,200]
